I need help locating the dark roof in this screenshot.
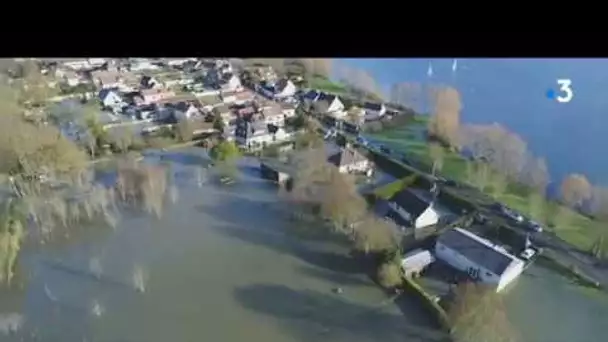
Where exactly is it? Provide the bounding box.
[388,188,431,219]
[317,92,336,103]
[327,147,368,167]
[98,87,120,100]
[303,90,319,101]
[275,79,291,92]
[364,102,383,111]
[437,228,515,276]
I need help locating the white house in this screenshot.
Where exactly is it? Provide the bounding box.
[221,74,242,92]
[312,93,346,119]
[435,228,526,292]
[234,122,293,150]
[273,79,297,99]
[327,146,372,176]
[386,188,453,230]
[363,102,386,121]
[98,88,125,109]
[171,102,201,120]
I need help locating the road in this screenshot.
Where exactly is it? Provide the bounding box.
[322,122,608,288]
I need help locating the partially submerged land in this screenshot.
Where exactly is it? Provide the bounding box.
[0,58,606,342]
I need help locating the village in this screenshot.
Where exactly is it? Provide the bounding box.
[40,57,549,330]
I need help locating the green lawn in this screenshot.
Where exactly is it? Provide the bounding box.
[309,76,347,94]
[368,121,607,253]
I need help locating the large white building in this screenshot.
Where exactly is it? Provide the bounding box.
[435,228,525,292]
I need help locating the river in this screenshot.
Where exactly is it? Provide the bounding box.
[335,58,608,188]
[0,148,446,342]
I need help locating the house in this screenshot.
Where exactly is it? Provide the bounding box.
[327,146,373,176]
[259,104,285,127]
[168,101,201,120]
[435,228,526,293]
[221,73,242,92]
[235,121,293,150]
[313,93,346,119]
[140,75,163,90]
[401,249,435,277]
[137,89,176,105]
[280,103,296,118]
[233,90,255,105]
[386,187,454,230]
[220,90,237,104]
[91,70,122,89]
[56,69,82,87]
[262,79,297,99]
[363,102,387,121]
[98,88,125,109]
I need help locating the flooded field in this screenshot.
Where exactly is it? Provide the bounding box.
[506,265,608,342]
[0,148,445,342]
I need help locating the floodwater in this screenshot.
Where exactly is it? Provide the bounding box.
[0,148,446,342]
[506,265,608,342]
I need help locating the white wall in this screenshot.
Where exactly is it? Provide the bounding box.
[415,206,440,229]
[497,259,524,292]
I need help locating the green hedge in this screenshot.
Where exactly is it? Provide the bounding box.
[402,276,451,331]
[374,174,419,200]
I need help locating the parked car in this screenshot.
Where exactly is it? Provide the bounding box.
[519,247,537,261]
[527,220,544,233]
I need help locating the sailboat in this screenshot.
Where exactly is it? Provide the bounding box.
[451,58,458,73]
[427,62,434,77]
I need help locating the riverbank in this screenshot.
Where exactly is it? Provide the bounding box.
[366,120,606,257]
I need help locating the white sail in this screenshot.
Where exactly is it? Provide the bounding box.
[427,62,434,77]
[452,59,458,73]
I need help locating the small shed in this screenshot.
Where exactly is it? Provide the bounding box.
[401,249,435,277]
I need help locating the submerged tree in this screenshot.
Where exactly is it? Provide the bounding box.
[352,216,398,254]
[0,74,173,286]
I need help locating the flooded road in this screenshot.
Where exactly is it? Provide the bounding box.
[1,148,446,342]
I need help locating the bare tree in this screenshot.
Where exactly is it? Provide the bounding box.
[460,123,528,181]
[519,156,549,193]
[352,215,398,254]
[333,63,385,100]
[428,86,462,147]
[175,118,193,142]
[560,173,592,208]
[590,186,608,220]
[448,282,520,342]
[428,142,444,176]
[318,169,367,233]
[115,160,169,218]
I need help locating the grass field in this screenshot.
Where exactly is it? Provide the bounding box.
[309,76,348,94]
[367,119,607,252]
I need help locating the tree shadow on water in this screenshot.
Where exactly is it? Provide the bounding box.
[234,284,450,342]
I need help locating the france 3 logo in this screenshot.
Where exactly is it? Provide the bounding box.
[546,79,574,103]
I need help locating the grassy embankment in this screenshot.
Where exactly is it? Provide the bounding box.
[367,119,606,254]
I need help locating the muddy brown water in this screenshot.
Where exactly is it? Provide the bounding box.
[0,148,447,342]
